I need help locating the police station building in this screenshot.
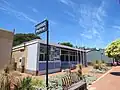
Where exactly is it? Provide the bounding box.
[12,39,87,74]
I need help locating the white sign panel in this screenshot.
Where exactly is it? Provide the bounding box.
[35,20,48,35]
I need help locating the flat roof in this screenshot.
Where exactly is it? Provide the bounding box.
[13,39,87,52]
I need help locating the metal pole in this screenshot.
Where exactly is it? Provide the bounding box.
[69,51,70,69]
[46,20,49,90]
[77,50,79,64]
[76,40,79,64]
[84,47,87,67]
[83,47,84,65]
[100,49,103,61]
[81,38,83,65]
[81,48,83,65]
[101,53,102,61]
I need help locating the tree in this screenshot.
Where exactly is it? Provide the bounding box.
[60,42,73,47]
[105,39,120,59]
[13,33,40,46]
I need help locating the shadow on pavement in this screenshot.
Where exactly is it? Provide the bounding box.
[110,72,120,76]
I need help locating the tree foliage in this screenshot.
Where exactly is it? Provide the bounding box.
[60,42,73,47]
[105,39,120,58]
[13,33,40,46]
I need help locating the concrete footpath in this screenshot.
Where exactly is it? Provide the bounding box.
[89,66,120,90]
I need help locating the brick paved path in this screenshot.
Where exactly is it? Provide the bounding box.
[89,66,120,90]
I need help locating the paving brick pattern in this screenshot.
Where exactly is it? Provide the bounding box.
[89,66,120,90]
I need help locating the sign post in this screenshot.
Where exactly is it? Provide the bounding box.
[35,19,49,90]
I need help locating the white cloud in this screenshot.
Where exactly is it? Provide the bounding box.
[32,8,39,13]
[0,7,6,11]
[59,0,69,5]
[59,0,76,9]
[80,33,92,39]
[59,0,106,47]
[0,1,37,23]
[64,11,75,18]
[1,0,11,6]
[59,0,73,6]
[112,25,120,30]
[18,12,37,23]
[78,1,106,47]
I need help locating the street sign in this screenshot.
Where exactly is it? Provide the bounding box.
[35,20,48,35]
[35,19,49,90]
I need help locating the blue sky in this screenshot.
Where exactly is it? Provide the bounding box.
[0,0,120,48]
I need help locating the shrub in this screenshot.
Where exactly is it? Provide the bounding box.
[47,71,83,90]
[70,72,81,83]
[82,74,97,85]
[93,64,100,69]
[90,69,106,74]
[18,77,33,90]
[0,71,21,90]
[76,64,82,70]
[95,60,99,64]
[76,64,82,77]
[91,59,111,74]
[31,78,45,89]
[93,60,105,70]
[0,73,11,90]
[48,75,63,90]
[4,66,9,74]
[101,60,105,64]
[64,69,71,73]
[0,66,13,90]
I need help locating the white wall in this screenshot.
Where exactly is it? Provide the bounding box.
[87,50,112,63]
[26,43,38,71]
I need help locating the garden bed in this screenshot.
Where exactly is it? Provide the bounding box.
[0,63,112,90]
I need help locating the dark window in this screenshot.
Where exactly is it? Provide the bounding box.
[45,54,47,61]
[70,56,72,61]
[61,55,64,61]
[73,56,75,61]
[39,54,44,61]
[40,46,45,53]
[76,55,77,61]
[66,55,68,61]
